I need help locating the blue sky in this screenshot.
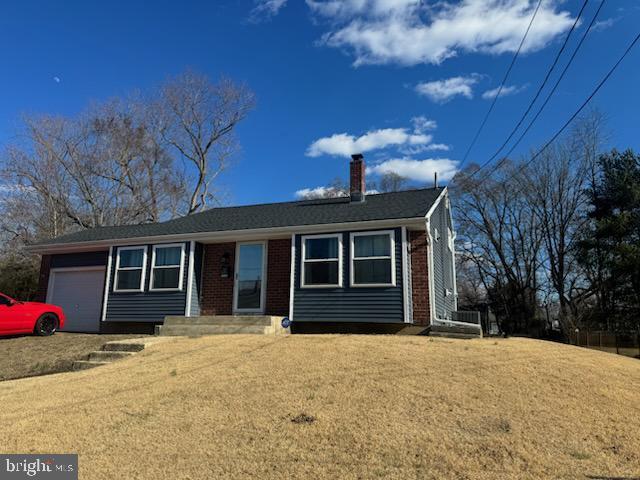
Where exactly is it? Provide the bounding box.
[0,0,638,206]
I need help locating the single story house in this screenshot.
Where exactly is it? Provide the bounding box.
[29,154,458,334]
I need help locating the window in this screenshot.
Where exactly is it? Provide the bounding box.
[150,244,185,291]
[301,234,342,287]
[350,231,395,287]
[114,246,147,292]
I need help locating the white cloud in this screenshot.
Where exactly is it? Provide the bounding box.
[249,0,288,21]
[306,127,432,157]
[415,76,479,103]
[368,157,459,182]
[400,143,450,155]
[592,17,620,32]
[307,0,575,66]
[481,83,527,100]
[411,115,437,132]
[295,186,346,199]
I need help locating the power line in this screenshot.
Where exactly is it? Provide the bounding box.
[479,0,590,171]
[457,0,544,171]
[467,29,640,191]
[470,0,605,182]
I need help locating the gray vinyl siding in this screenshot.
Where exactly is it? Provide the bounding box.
[105,242,189,323]
[51,251,108,268]
[293,228,404,323]
[430,199,456,320]
[189,242,204,317]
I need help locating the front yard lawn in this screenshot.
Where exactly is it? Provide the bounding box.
[1,335,638,479]
[0,333,141,381]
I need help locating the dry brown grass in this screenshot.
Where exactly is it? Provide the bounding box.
[0,335,639,479]
[0,333,141,381]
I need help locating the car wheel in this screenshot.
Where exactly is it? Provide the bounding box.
[34,313,59,336]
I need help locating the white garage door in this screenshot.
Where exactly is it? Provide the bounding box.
[48,268,106,333]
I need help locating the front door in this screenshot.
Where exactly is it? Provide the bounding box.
[234,242,266,313]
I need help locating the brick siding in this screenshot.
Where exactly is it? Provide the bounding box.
[265,238,291,316]
[200,242,236,315]
[410,230,431,326]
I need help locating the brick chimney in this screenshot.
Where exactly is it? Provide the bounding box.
[350,153,366,202]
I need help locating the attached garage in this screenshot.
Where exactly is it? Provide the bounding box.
[41,251,109,333]
[47,267,106,332]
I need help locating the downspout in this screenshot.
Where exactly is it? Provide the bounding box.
[425,218,437,324]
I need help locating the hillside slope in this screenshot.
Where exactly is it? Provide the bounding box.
[1,335,639,479]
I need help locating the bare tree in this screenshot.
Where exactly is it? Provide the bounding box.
[296,178,350,200]
[1,104,185,245]
[521,112,606,331]
[453,162,544,334]
[155,71,255,214]
[0,69,255,248]
[296,171,410,200]
[378,172,408,192]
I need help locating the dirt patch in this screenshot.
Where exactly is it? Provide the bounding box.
[290,413,316,424]
[0,332,142,381]
[0,336,639,479]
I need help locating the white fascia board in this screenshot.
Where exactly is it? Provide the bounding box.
[26,217,427,254]
[424,187,448,221]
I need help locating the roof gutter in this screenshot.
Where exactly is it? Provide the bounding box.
[26,216,428,254]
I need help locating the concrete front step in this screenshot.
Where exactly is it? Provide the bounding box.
[430,324,483,339]
[88,350,136,362]
[429,331,481,340]
[72,336,171,372]
[102,342,146,352]
[73,360,110,371]
[158,324,272,336]
[164,315,272,326]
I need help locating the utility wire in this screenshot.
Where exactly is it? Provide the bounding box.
[479,0,590,171]
[467,29,640,191]
[469,0,605,182]
[457,0,544,171]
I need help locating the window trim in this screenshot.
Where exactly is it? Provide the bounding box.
[149,243,186,292]
[113,246,148,293]
[349,230,396,288]
[300,233,343,289]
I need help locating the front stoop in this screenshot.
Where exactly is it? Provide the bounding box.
[72,337,169,371]
[156,315,291,337]
[429,323,483,339]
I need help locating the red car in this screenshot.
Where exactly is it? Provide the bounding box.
[0,293,66,337]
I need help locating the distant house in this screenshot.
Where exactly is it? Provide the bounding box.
[29,154,458,334]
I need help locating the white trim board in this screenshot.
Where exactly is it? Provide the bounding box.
[185,241,196,316]
[288,234,296,320]
[401,227,412,324]
[101,247,113,321]
[28,217,428,254]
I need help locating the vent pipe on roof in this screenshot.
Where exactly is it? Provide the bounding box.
[434,172,438,189]
[350,153,366,203]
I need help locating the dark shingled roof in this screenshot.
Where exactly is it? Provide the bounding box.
[35,188,443,246]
